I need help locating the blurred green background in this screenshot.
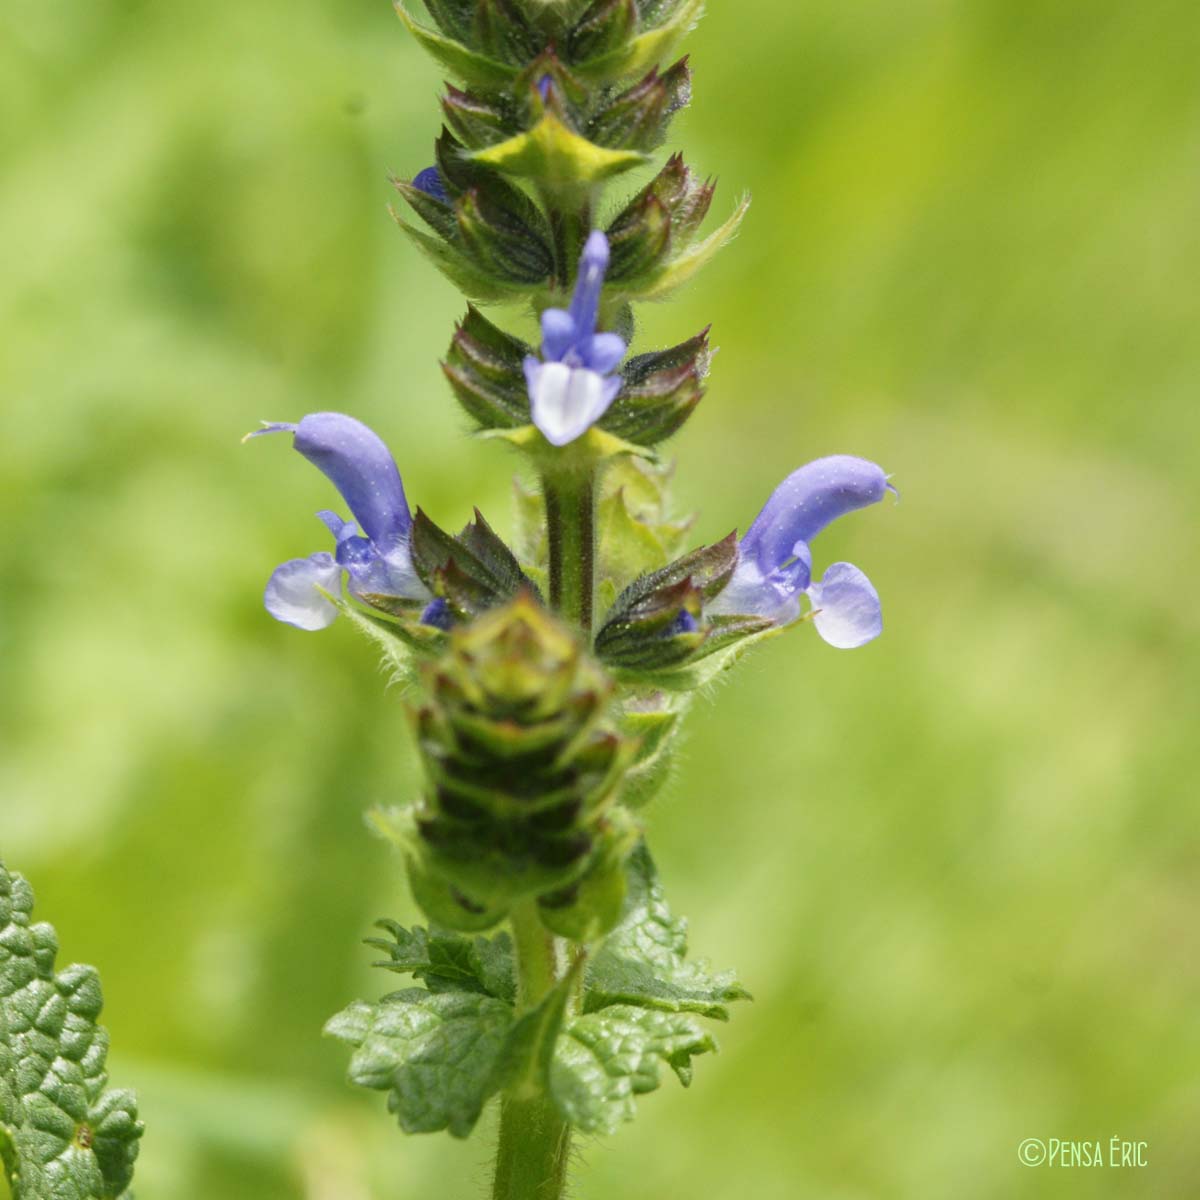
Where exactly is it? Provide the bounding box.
[3,0,1199,1196]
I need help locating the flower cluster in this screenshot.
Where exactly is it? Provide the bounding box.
[255,409,892,652]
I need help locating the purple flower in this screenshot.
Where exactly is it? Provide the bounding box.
[248,412,430,630]
[412,165,448,203]
[523,231,627,447]
[710,456,894,649]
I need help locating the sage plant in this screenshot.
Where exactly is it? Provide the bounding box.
[252,2,892,1196]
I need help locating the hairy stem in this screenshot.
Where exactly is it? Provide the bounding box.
[510,898,559,1008]
[493,901,572,1200]
[544,466,597,635]
[492,1091,572,1200]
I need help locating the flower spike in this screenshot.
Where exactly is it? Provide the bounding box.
[524,231,627,446]
[711,455,893,649]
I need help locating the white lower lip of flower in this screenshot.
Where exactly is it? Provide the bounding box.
[530,361,610,447]
[265,553,341,630]
[707,562,802,626]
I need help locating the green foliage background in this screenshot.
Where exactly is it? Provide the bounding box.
[3,1,1198,1196]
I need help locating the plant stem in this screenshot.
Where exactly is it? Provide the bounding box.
[539,186,591,288]
[493,901,572,1200]
[510,898,559,1008]
[492,1091,572,1200]
[544,465,597,635]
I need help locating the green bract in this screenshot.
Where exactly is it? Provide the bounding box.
[0,863,142,1200]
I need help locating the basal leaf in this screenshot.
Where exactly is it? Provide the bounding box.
[0,863,142,1200]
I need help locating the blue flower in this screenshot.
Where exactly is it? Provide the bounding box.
[412,165,448,203]
[523,231,627,447]
[710,455,894,649]
[248,412,430,630]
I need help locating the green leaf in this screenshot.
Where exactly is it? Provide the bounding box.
[325,989,513,1139]
[585,844,750,1020]
[0,862,142,1200]
[549,1005,714,1134]
[368,922,516,1004]
[326,959,577,1139]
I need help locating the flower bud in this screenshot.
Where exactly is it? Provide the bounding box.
[588,59,691,153]
[443,306,533,430]
[606,155,715,285]
[600,326,711,446]
[567,0,636,62]
[408,594,633,927]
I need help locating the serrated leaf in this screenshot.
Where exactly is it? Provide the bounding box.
[600,456,691,559]
[0,863,142,1200]
[585,844,749,1020]
[325,989,513,1138]
[369,922,517,1003]
[549,1004,714,1134]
